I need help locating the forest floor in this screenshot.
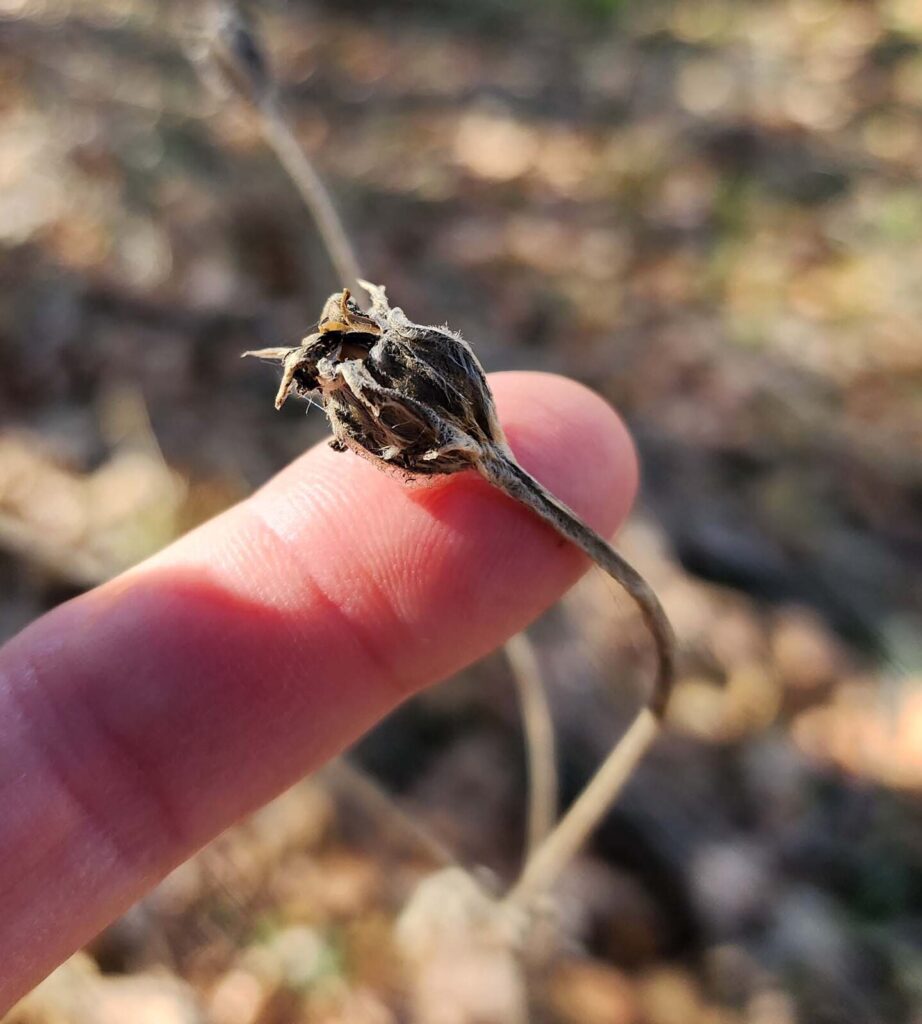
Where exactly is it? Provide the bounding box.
[1,2,920,1022]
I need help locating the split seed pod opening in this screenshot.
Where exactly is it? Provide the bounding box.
[245,282,508,476]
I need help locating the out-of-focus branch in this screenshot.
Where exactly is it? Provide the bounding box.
[324,759,458,870]
[193,1,362,293]
[504,707,659,905]
[504,633,558,858]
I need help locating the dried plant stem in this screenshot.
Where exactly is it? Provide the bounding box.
[481,451,674,718]
[504,633,558,856]
[479,449,675,902]
[505,709,659,904]
[256,99,362,295]
[324,759,458,869]
[198,1,362,292]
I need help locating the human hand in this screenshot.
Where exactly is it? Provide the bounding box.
[0,372,637,1009]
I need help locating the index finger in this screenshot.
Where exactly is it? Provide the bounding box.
[0,371,637,1008]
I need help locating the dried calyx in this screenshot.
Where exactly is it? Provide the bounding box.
[245,283,675,720]
[247,283,505,476]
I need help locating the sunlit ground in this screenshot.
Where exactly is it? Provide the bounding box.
[2,1,920,1022]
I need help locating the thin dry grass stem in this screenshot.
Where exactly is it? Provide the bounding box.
[504,633,558,858]
[196,1,362,293]
[256,106,362,295]
[324,759,458,870]
[478,454,674,904]
[504,708,659,905]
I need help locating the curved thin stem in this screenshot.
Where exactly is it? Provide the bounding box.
[504,633,558,857]
[506,710,659,903]
[479,449,676,903]
[257,99,363,294]
[481,451,674,718]
[197,1,362,293]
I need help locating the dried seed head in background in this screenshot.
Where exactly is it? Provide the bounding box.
[204,1,273,107]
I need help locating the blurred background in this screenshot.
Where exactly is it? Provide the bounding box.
[2,0,921,1022]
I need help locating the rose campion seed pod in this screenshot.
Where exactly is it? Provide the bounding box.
[248,283,507,476]
[245,283,675,724]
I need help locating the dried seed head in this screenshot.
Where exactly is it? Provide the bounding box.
[205,2,273,108]
[245,282,507,475]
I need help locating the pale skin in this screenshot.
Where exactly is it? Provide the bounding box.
[0,372,637,1010]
